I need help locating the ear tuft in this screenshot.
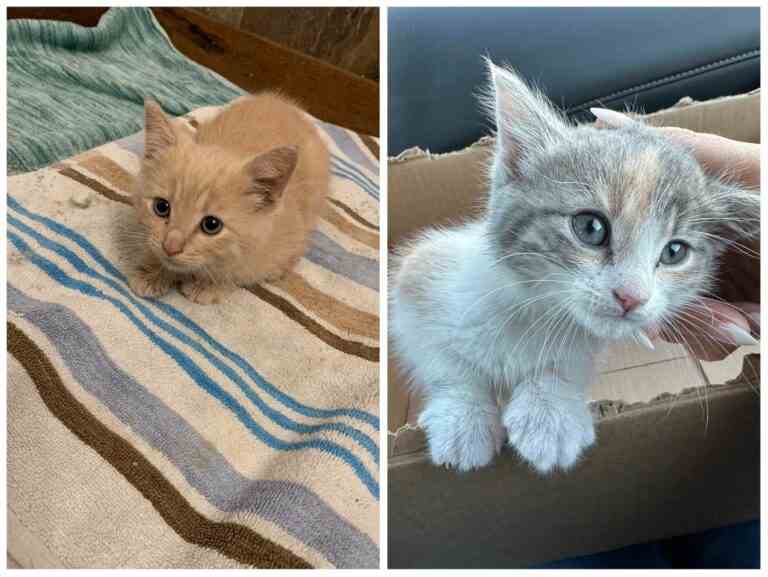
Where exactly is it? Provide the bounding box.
[710,180,760,242]
[243,145,299,204]
[143,99,176,160]
[481,58,569,187]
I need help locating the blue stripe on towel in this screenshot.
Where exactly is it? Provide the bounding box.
[9,284,379,568]
[8,213,378,463]
[333,154,378,193]
[8,229,379,499]
[306,231,379,292]
[331,161,379,200]
[7,195,379,430]
[316,121,378,175]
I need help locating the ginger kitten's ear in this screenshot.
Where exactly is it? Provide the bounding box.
[143,99,176,160]
[243,146,299,204]
[482,59,568,186]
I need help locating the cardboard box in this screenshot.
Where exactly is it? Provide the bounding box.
[387,92,760,568]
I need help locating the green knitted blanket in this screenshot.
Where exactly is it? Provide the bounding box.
[8,7,244,173]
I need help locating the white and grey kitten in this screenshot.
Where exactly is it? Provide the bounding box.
[389,61,759,474]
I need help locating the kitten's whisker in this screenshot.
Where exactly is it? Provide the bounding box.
[697,233,759,258]
[458,276,574,324]
[673,312,760,393]
[657,319,709,421]
[490,250,566,270]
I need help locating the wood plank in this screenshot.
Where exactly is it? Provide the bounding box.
[152,8,378,135]
[238,8,379,80]
[7,7,108,26]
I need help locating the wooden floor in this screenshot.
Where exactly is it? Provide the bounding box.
[7,7,379,136]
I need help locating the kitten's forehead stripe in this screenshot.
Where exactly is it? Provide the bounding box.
[621,148,660,216]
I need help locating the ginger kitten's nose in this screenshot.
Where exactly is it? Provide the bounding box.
[163,230,185,256]
[613,288,646,314]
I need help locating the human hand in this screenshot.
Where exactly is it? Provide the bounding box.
[592,107,759,361]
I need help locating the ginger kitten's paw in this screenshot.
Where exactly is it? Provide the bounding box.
[128,266,174,299]
[419,396,504,471]
[263,255,301,283]
[503,378,595,475]
[180,278,232,305]
[263,267,289,283]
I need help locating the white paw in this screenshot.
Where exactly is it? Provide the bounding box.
[503,378,595,474]
[418,396,504,472]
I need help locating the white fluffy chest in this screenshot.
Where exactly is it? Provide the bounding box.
[390,223,598,394]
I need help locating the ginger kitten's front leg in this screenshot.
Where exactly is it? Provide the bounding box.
[129,255,175,299]
[180,276,232,305]
[503,371,595,474]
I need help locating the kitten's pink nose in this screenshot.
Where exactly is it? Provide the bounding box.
[613,288,646,314]
[163,230,185,256]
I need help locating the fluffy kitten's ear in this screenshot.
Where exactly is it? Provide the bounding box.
[483,59,568,185]
[709,181,761,241]
[144,99,176,160]
[243,146,299,204]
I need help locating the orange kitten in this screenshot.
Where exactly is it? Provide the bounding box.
[129,94,330,304]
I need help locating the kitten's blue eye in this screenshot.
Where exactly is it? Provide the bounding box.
[572,211,609,246]
[201,215,223,235]
[153,198,170,218]
[660,240,689,265]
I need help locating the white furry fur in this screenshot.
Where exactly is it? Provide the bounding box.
[391,224,599,473]
[389,61,758,475]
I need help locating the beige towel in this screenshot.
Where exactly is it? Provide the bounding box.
[7,105,380,568]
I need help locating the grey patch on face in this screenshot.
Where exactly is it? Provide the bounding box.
[481,64,758,335]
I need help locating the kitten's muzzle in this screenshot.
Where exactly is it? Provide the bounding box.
[613,288,647,315]
[163,229,185,256]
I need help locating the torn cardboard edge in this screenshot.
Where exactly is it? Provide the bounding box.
[388,90,761,163]
[390,136,494,164]
[389,354,759,462]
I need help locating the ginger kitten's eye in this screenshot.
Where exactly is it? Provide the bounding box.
[200,215,223,235]
[572,211,609,247]
[660,240,689,265]
[153,198,171,218]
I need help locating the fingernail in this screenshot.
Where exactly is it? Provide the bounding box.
[590,107,637,128]
[718,322,759,346]
[636,329,655,351]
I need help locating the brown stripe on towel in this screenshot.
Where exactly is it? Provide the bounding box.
[58,167,131,206]
[76,153,137,195]
[358,135,380,160]
[273,271,379,341]
[246,285,379,362]
[323,205,378,250]
[327,198,378,231]
[7,322,312,569]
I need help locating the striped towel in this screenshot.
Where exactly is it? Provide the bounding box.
[7,105,380,568]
